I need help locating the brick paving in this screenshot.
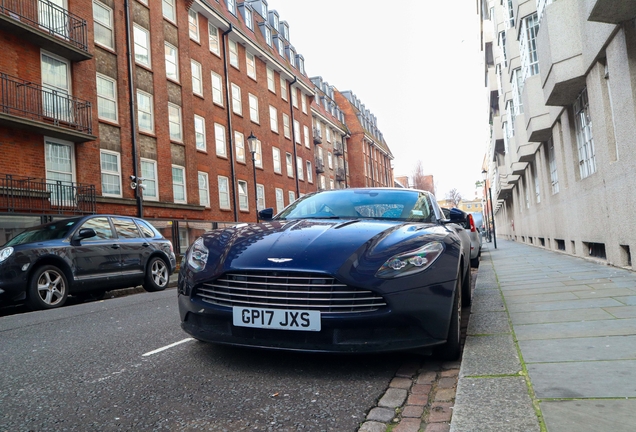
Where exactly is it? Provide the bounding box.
[357,269,476,432]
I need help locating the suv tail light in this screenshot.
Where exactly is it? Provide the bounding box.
[467,214,476,232]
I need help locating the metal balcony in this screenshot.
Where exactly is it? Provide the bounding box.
[0,73,95,142]
[313,128,322,144]
[315,158,325,173]
[0,173,96,215]
[335,168,345,181]
[0,0,91,61]
[333,143,343,156]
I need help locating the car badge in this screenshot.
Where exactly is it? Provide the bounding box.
[268,258,293,263]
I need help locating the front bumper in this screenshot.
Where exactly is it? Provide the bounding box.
[178,280,456,353]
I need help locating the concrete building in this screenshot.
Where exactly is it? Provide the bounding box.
[0,0,393,250]
[479,0,636,268]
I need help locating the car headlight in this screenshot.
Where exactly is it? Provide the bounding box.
[187,238,208,272]
[376,241,444,279]
[0,247,14,263]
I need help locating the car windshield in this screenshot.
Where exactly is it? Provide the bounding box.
[4,219,80,246]
[277,189,436,223]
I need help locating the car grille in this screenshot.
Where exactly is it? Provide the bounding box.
[195,271,387,314]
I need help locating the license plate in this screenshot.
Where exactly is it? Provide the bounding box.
[232,307,321,331]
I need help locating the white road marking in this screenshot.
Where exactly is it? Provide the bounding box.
[142,338,194,357]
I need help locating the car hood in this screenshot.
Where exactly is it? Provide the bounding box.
[188,219,457,290]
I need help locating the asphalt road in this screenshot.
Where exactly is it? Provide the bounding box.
[0,289,415,431]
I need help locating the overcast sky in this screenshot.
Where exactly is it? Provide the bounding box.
[269,0,488,200]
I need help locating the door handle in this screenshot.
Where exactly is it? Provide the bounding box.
[142,243,150,247]
[111,244,121,249]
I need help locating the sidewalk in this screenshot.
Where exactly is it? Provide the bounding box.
[451,239,636,432]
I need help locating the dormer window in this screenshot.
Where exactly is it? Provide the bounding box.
[268,10,279,32]
[274,35,284,57]
[296,55,305,75]
[249,0,268,18]
[258,22,272,46]
[227,0,236,15]
[279,21,289,40]
[239,4,253,30]
[286,46,296,68]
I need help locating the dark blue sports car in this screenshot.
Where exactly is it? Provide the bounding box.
[178,188,471,359]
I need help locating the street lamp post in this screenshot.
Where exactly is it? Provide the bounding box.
[247,132,259,223]
[482,169,497,249]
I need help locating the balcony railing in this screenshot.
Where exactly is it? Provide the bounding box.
[0,73,93,134]
[315,158,325,173]
[313,128,322,144]
[333,142,344,156]
[0,0,89,53]
[0,173,96,214]
[335,168,345,181]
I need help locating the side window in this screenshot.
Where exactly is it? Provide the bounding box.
[111,217,141,239]
[136,219,157,238]
[80,217,114,240]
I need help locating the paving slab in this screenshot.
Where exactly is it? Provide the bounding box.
[460,334,520,377]
[509,308,613,325]
[541,400,636,432]
[527,360,636,398]
[505,292,579,304]
[573,288,636,299]
[506,297,623,313]
[604,305,636,318]
[466,311,510,335]
[614,295,636,305]
[519,335,636,362]
[513,318,636,340]
[450,377,540,432]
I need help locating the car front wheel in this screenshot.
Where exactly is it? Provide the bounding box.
[435,276,462,360]
[27,265,69,310]
[143,257,169,292]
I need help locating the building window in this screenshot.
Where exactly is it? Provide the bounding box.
[243,6,253,30]
[303,125,310,148]
[227,0,236,15]
[330,179,334,190]
[209,23,220,55]
[218,176,230,209]
[296,156,303,180]
[269,105,278,132]
[96,74,117,122]
[229,39,239,68]
[520,13,540,82]
[141,158,158,200]
[326,128,332,143]
[574,88,596,179]
[194,115,206,151]
[162,0,175,21]
[246,51,256,80]
[172,165,186,203]
[280,77,287,100]
[291,87,298,107]
[257,184,265,210]
[282,113,290,138]
[275,188,284,213]
[320,175,326,190]
[168,103,182,142]
[133,25,151,67]
[293,120,301,144]
[231,83,242,115]
[238,180,248,211]
[288,191,295,204]
[498,31,507,68]
[93,1,114,49]
[136,90,153,133]
[286,153,293,177]
[272,147,281,173]
[301,94,307,114]
[100,150,121,197]
[267,67,276,93]
[211,72,223,106]
[253,139,263,168]
[165,42,179,81]
[215,123,226,157]
[511,68,524,115]
[533,163,541,204]
[235,131,245,163]
[328,152,333,169]
[188,9,200,41]
[548,138,559,194]
[198,171,209,207]
[191,60,203,96]
[306,161,313,183]
[249,93,259,123]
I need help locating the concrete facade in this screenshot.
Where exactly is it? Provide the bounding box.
[480,0,636,270]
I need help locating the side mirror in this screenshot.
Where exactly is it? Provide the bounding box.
[258,208,274,221]
[77,228,97,240]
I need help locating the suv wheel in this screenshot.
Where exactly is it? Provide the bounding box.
[143,257,169,292]
[27,265,69,310]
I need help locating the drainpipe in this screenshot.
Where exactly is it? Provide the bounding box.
[288,76,300,197]
[124,0,142,217]
[221,25,239,222]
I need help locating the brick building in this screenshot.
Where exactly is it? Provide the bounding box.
[0,0,393,252]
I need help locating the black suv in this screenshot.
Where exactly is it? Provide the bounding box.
[0,215,176,310]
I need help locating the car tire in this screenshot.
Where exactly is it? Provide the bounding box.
[143,256,169,292]
[435,276,462,361]
[470,256,480,269]
[462,264,473,306]
[27,265,69,310]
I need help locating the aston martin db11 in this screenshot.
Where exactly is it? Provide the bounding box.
[178,188,471,359]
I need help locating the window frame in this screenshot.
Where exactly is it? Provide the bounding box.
[191,60,203,96]
[209,23,220,56]
[231,83,242,115]
[172,165,187,204]
[235,130,246,163]
[168,103,183,142]
[162,0,176,22]
[96,73,118,122]
[214,123,227,157]
[194,114,206,151]
[286,152,293,178]
[218,175,230,209]
[140,158,158,201]
[198,171,210,207]
[211,71,223,106]
[238,179,249,211]
[246,51,257,80]
[164,41,179,82]
[229,39,239,69]
[272,147,281,173]
[248,93,259,123]
[100,149,122,198]
[188,9,200,42]
[136,90,154,133]
[93,0,114,50]
[133,24,151,67]
[269,105,278,132]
